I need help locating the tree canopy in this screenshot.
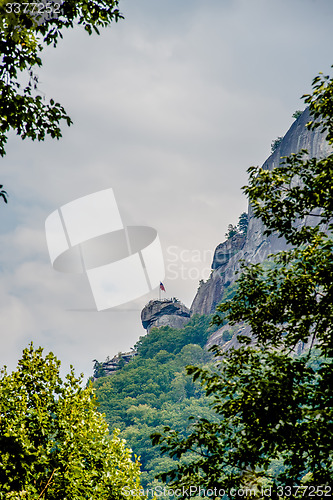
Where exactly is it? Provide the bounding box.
[0,344,142,499]
[152,68,333,499]
[92,315,217,490]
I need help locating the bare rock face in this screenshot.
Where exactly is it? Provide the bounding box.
[206,323,252,351]
[212,233,246,270]
[100,351,137,376]
[191,108,333,318]
[141,299,190,332]
[190,233,246,315]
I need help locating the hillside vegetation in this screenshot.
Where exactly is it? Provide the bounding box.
[92,315,219,487]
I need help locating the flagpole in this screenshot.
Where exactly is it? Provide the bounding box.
[159,286,161,300]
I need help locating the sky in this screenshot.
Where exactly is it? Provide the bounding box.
[1,0,333,378]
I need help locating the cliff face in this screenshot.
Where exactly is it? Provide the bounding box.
[190,233,246,315]
[190,108,333,317]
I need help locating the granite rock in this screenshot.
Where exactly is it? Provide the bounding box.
[141,299,191,332]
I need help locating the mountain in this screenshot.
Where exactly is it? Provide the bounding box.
[138,108,332,349]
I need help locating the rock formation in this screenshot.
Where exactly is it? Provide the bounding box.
[95,350,137,378]
[141,298,190,332]
[190,233,246,315]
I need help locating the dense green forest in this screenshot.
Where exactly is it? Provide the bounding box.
[92,315,220,488]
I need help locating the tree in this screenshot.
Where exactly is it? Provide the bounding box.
[0,344,143,499]
[152,68,333,499]
[270,135,283,153]
[92,358,106,378]
[237,211,248,235]
[292,110,302,120]
[224,223,238,240]
[0,0,123,156]
[0,0,123,202]
[225,213,248,240]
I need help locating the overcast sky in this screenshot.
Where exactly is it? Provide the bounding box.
[1,0,333,378]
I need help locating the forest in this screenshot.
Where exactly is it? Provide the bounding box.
[92,315,219,489]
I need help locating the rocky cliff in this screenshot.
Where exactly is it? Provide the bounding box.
[141,299,190,332]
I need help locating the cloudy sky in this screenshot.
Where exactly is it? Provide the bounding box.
[1,0,333,377]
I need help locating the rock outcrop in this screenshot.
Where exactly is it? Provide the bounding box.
[190,233,246,315]
[95,350,137,378]
[141,299,190,332]
[139,109,332,343]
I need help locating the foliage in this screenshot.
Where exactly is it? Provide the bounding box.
[153,347,333,498]
[225,212,248,240]
[237,211,248,235]
[92,359,106,378]
[93,315,217,489]
[270,136,283,153]
[0,183,8,203]
[292,110,302,120]
[0,344,142,499]
[304,66,333,144]
[244,153,333,247]
[0,0,123,157]
[135,315,213,359]
[152,68,333,499]
[221,329,232,343]
[224,223,237,240]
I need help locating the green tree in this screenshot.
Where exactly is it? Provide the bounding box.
[224,213,248,240]
[292,110,302,120]
[152,68,333,499]
[0,0,123,157]
[270,135,283,153]
[92,315,216,489]
[0,344,143,499]
[237,211,248,235]
[224,223,238,240]
[92,358,106,378]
